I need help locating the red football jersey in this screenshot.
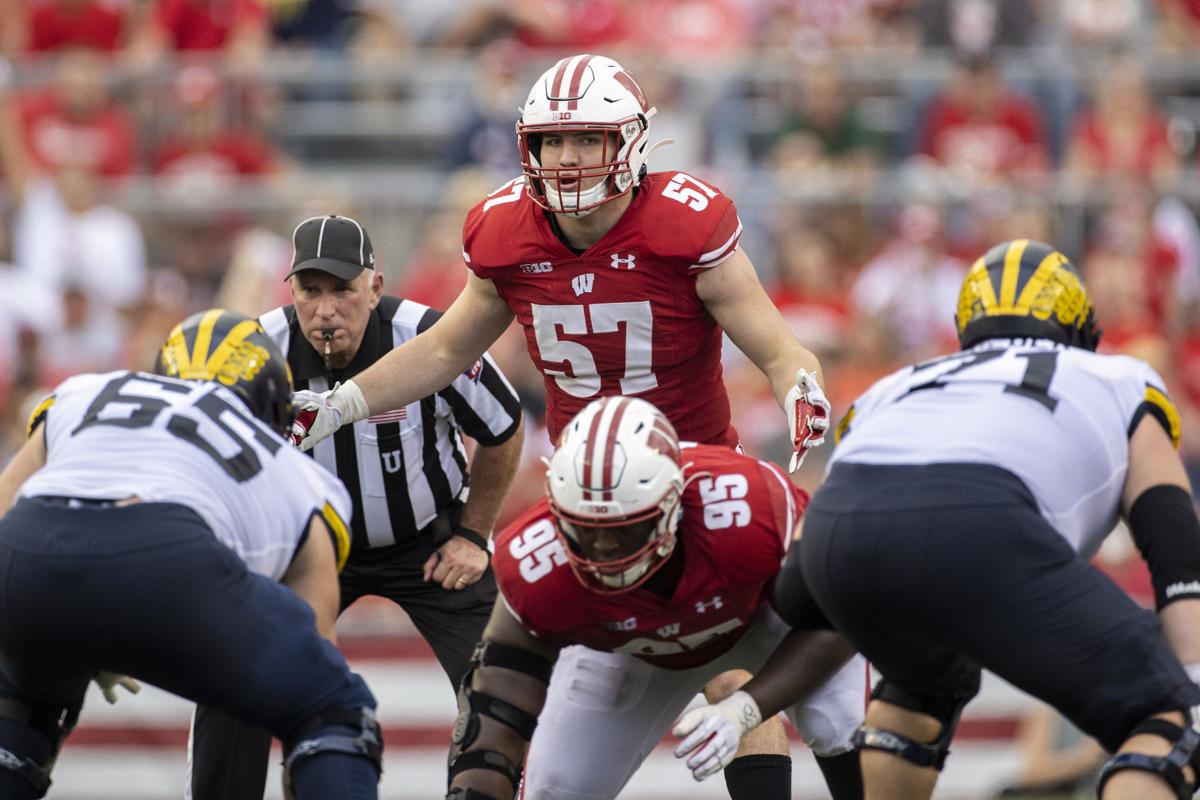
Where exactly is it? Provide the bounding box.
[463,172,744,446]
[493,444,807,670]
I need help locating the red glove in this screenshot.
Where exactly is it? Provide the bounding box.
[289,407,318,448]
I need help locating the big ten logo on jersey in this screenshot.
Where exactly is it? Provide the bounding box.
[521,261,553,274]
[571,273,595,296]
[601,617,638,632]
[510,519,568,583]
[698,474,750,530]
[662,172,717,212]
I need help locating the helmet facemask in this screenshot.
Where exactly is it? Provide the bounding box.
[551,483,683,593]
[545,396,685,594]
[519,117,649,217]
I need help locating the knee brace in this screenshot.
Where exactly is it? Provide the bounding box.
[0,694,81,798]
[1097,713,1200,799]
[850,679,974,771]
[282,706,383,786]
[446,641,554,798]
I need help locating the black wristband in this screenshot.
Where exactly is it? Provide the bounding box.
[454,526,490,555]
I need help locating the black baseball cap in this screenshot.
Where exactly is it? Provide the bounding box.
[285,215,375,280]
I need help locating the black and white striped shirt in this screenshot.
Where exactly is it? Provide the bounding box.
[260,297,522,550]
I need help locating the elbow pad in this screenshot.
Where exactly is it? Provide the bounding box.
[1128,484,1200,610]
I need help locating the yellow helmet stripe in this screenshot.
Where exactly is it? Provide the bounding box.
[1013,249,1066,315]
[1145,385,1181,450]
[967,256,997,309]
[321,502,352,572]
[205,318,264,378]
[189,309,225,369]
[161,327,193,376]
[997,239,1028,311]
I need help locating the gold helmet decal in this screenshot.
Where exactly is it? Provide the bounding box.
[956,239,1101,351]
[158,309,295,437]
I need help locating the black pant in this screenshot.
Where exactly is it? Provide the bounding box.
[0,498,376,799]
[190,535,496,799]
[792,462,1200,752]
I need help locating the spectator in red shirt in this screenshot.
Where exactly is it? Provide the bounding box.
[916,52,1048,185]
[129,0,268,69]
[153,65,284,192]
[26,0,129,53]
[1066,51,1181,190]
[19,47,136,177]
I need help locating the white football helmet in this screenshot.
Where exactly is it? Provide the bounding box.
[517,54,659,217]
[547,396,685,593]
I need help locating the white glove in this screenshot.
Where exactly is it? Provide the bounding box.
[94,672,141,705]
[672,690,763,781]
[785,368,831,473]
[291,380,370,452]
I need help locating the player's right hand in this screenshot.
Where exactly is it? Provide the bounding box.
[291,380,369,451]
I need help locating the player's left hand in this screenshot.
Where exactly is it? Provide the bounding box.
[423,532,489,591]
[672,690,763,781]
[94,672,141,705]
[786,368,830,473]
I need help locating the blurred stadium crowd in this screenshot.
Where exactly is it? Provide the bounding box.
[1,0,1200,525]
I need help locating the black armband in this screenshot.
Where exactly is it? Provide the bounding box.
[1128,484,1200,610]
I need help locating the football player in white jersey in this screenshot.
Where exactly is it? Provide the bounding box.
[0,310,381,800]
[738,240,1200,800]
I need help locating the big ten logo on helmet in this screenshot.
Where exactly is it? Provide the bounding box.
[552,112,573,121]
[521,261,553,274]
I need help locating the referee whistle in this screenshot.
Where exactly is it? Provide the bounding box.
[321,328,334,360]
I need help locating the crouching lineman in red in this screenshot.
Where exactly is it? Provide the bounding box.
[443,396,864,800]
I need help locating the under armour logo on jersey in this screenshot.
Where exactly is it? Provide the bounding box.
[609,253,637,270]
[381,450,403,474]
[694,596,724,614]
[657,623,681,638]
[572,273,595,296]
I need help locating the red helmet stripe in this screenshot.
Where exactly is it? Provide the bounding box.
[613,70,649,113]
[548,56,573,112]
[600,397,631,501]
[565,54,595,111]
[580,397,609,500]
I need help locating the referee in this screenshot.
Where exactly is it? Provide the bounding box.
[187,214,525,800]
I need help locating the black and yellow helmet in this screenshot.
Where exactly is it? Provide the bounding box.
[955,239,1101,352]
[157,309,295,437]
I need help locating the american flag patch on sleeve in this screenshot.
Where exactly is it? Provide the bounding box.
[368,408,408,424]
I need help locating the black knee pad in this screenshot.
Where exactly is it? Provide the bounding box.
[852,678,978,771]
[0,695,83,798]
[0,721,52,797]
[282,706,383,786]
[1097,713,1200,799]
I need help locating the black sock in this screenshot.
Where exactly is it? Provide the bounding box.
[724,754,791,800]
[816,749,864,800]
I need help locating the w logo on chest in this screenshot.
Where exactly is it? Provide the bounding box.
[571,273,595,296]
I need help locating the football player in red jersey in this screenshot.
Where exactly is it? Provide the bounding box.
[291,54,850,798]
[442,396,863,800]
